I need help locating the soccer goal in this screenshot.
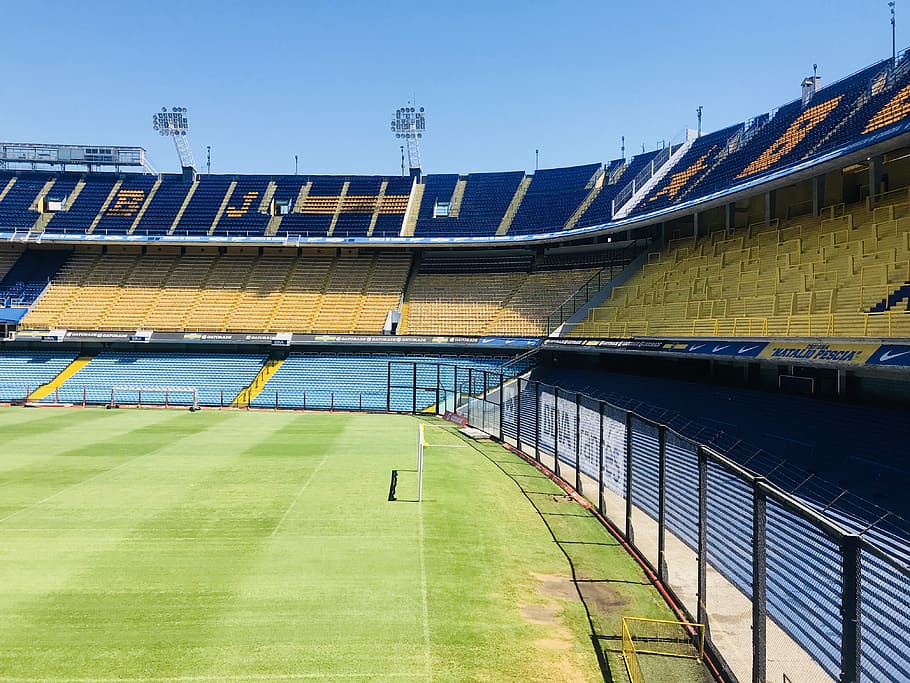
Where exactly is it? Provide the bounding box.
[621,616,705,683]
[109,386,200,411]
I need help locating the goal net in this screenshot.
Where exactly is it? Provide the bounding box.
[109,386,200,410]
[621,616,705,683]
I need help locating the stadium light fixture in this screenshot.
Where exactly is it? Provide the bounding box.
[890,2,897,67]
[152,106,196,170]
[391,103,426,178]
[696,106,703,136]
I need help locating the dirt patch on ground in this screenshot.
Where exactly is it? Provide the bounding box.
[516,573,592,680]
[577,580,631,613]
[520,603,561,625]
[533,637,573,650]
[533,572,580,602]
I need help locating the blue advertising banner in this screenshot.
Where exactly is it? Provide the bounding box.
[866,344,910,367]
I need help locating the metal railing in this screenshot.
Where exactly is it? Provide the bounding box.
[388,365,909,683]
[545,265,622,335]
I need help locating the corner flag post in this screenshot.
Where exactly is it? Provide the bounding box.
[418,423,426,502]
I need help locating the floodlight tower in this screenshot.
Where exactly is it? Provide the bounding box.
[152,107,196,176]
[391,103,426,179]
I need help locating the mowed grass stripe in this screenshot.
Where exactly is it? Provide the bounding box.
[0,408,182,481]
[198,414,434,679]
[0,410,228,523]
[0,411,300,679]
[0,408,699,681]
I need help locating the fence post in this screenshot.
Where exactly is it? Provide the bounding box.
[331,392,334,412]
[435,364,441,415]
[303,391,307,411]
[574,393,582,494]
[454,365,459,417]
[482,370,489,433]
[467,368,474,426]
[752,478,768,683]
[220,390,223,409]
[625,412,634,543]
[840,534,862,683]
[359,393,362,412]
[275,390,279,411]
[534,381,541,462]
[697,446,709,630]
[386,362,391,413]
[657,425,667,583]
[516,378,523,451]
[598,401,605,516]
[553,387,560,477]
[412,363,418,415]
[498,373,504,442]
[138,389,141,408]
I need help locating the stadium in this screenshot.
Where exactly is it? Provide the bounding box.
[2,4,910,682]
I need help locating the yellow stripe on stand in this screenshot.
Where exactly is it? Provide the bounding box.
[29,356,93,400]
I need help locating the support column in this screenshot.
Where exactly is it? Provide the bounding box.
[693,212,700,240]
[869,154,884,198]
[725,202,736,232]
[836,368,847,398]
[813,174,826,216]
[765,190,776,222]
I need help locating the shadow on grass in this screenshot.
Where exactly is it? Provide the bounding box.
[440,426,615,682]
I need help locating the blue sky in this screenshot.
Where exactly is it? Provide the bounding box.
[2,0,899,175]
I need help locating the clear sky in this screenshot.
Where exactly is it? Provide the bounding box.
[1,0,899,175]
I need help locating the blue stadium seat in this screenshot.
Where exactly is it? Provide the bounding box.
[46,176,117,234]
[93,175,158,235]
[508,163,600,235]
[0,350,77,401]
[133,176,193,235]
[43,352,266,406]
[173,176,234,235]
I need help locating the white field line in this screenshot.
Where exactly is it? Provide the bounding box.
[269,453,330,538]
[418,494,432,682]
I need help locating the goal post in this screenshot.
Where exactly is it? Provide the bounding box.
[621,616,705,683]
[110,386,200,411]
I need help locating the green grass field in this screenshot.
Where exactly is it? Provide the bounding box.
[0,407,711,682]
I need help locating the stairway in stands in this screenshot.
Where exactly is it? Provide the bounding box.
[28,355,94,401]
[232,357,286,407]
